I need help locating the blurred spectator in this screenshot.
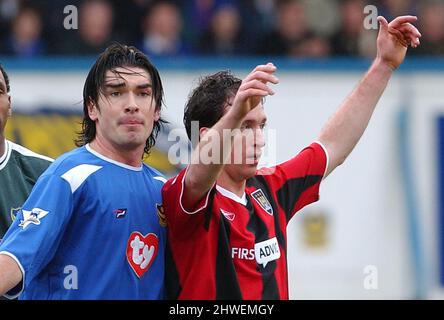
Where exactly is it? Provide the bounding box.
[0,0,441,58]
[35,0,82,55]
[57,0,114,55]
[111,0,157,46]
[249,0,276,31]
[331,0,376,58]
[198,4,249,56]
[411,1,444,56]
[236,0,277,44]
[140,1,189,57]
[1,5,46,57]
[0,0,19,20]
[302,0,340,38]
[257,0,330,57]
[178,0,234,47]
[294,34,331,58]
[0,0,20,43]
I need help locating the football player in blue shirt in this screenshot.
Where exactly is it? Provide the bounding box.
[0,43,167,299]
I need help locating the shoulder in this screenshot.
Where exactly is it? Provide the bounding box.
[162,167,186,195]
[42,147,107,193]
[44,146,103,177]
[8,140,53,163]
[256,142,328,176]
[142,163,167,185]
[7,140,53,176]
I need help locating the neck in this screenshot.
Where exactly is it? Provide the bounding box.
[89,139,144,167]
[217,170,246,198]
[0,136,5,158]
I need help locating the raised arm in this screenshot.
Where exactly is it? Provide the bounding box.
[182,64,279,209]
[0,254,22,297]
[318,16,421,177]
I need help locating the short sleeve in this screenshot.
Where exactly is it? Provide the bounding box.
[0,174,74,298]
[162,167,214,233]
[258,141,328,222]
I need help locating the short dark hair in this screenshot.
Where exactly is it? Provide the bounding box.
[184,71,241,141]
[0,64,10,93]
[76,43,165,155]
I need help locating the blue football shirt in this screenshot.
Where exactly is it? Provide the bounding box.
[0,145,166,299]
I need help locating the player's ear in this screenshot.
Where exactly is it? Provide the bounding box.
[87,100,98,121]
[7,95,11,117]
[153,108,160,122]
[199,127,209,140]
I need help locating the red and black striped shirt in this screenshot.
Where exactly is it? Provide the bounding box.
[162,142,328,299]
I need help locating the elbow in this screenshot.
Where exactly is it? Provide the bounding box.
[185,172,212,193]
[327,154,347,176]
[185,174,199,190]
[336,155,347,167]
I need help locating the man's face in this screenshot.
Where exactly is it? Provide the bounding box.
[0,71,11,138]
[225,104,267,181]
[88,66,160,152]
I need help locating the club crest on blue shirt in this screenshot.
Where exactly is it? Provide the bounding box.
[156,204,167,227]
[18,208,49,229]
[251,189,274,216]
[10,207,21,222]
[114,208,127,219]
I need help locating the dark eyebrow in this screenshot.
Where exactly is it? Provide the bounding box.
[0,81,6,92]
[137,83,152,90]
[242,117,267,125]
[104,82,152,90]
[104,82,126,89]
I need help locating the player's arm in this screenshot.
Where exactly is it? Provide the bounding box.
[0,254,22,296]
[182,64,279,209]
[318,16,421,177]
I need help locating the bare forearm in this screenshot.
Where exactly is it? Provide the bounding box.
[183,63,278,207]
[185,110,243,202]
[318,58,393,176]
[0,254,22,296]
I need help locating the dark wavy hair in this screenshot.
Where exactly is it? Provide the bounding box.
[75,43,165,156]
[184,71,241,143]
[0,64,10,93]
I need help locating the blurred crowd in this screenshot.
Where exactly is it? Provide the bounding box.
[0,0,443,58]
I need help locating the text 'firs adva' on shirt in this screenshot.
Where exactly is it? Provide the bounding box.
[163,141,329,300]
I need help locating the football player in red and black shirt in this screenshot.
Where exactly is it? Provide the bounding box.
[162,16,421,300]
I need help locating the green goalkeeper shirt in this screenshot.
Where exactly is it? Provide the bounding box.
[0,139,52,239]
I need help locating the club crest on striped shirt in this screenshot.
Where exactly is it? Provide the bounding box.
[251,189,273,216]
[220,208,235,221]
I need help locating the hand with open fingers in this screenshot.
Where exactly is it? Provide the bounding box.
[376,15,421,70]
[231,63,279,119]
